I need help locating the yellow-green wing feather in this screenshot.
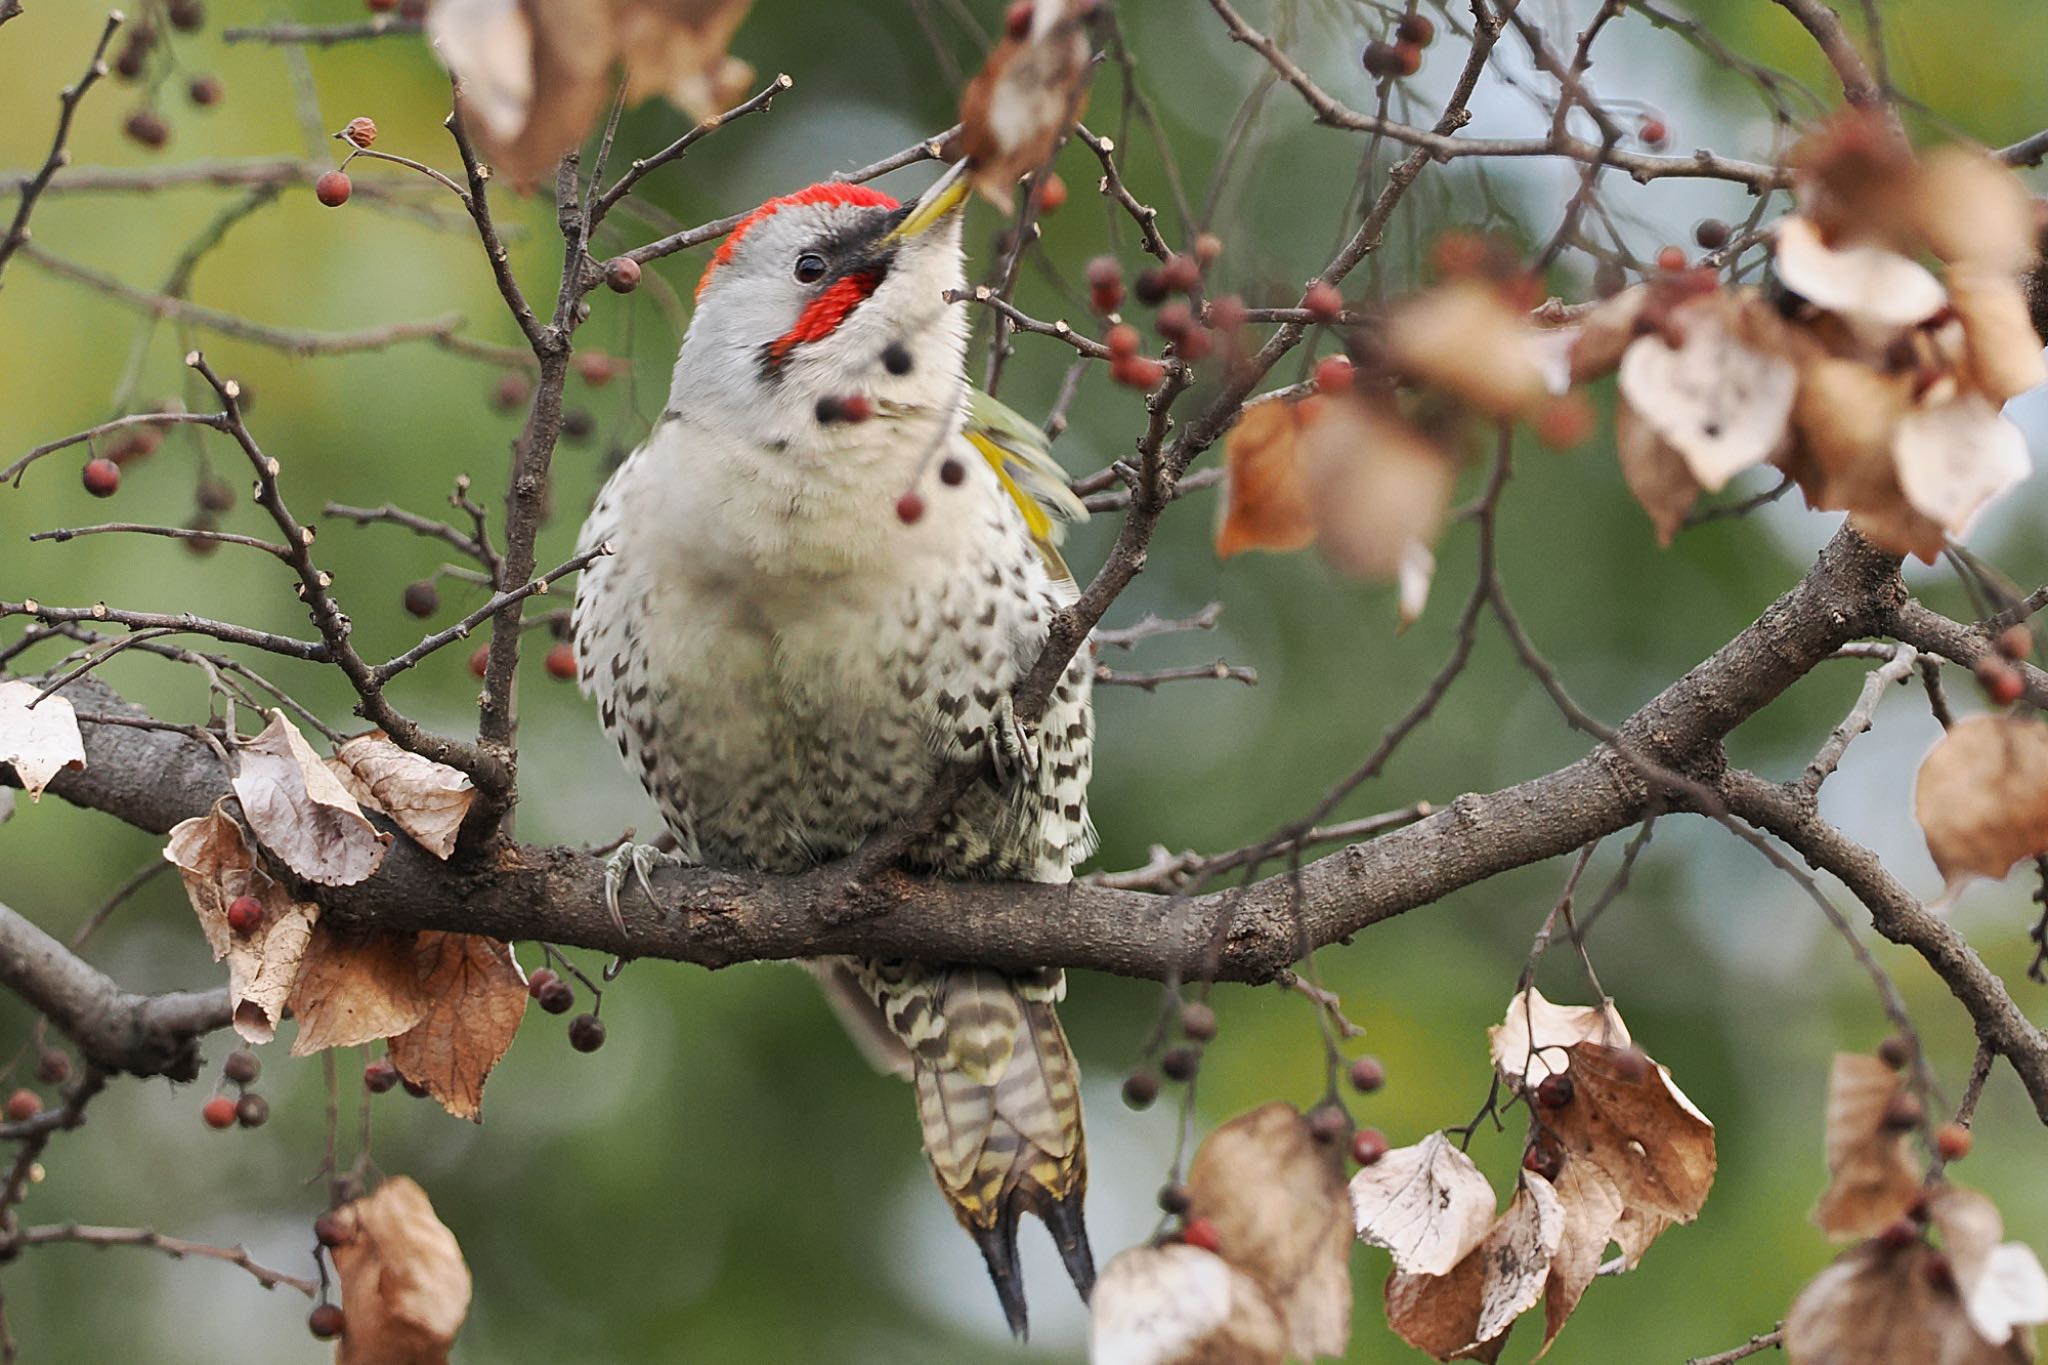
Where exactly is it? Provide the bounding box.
[964,389,1087,581]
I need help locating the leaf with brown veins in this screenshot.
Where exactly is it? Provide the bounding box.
[1540,1158,1626,1355]
[1488,987,1631,1092]
[1619,290,1799,492]
[955,0,1093,209]
[1216,399,1318,560]
[1813,1052,1923,1240]
[0,679,85,801]
[1301,399,1458,584]
[1545,1041,1715,1231]
[1915,715,2048,892]
[1785,1236,2037,1365]
[288,926,435,1057]
[1386,280,1552,420]
[232,710,387,887]
[1615,402,1704,547]
[1351,1130,1498,1278]
[330,732,476,861]
[386,932,528,1122]
[330,1176,472,1365]
[1384,1172,1565,1363]
[1088,1242,1287,1365]
[163,801,318,1045]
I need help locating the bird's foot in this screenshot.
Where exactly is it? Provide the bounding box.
[602,840,692,938]
[987,693,1041,784]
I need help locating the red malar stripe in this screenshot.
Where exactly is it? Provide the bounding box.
[767,271,881,362]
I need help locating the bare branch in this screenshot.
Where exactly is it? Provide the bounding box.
[0,12,122,286]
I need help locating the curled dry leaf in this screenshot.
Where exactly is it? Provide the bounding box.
[431,0,757,188]
[1384,1172,1565,1363]
[330,732,477,860]
[386,932,528,1122]
[1488,987,1631,1091]
[1566,286,1650,385]
[0,679,86,801]
[1540,1159,1627,1355]
[1301,399,1457,583]
[1089,1243,1286,1365]
[1785,1235,2041,1365]
[1545,1041,1715,1231]
[1185,1102,1352,1359]
[1773,215,1948,331]
[232,710,387,887]
[1928,1185,2048,1348]
[1813,1053,1922,1240]
[1947,263,2048,405]
[163,801,318,1044]
[330,1176,472,1365]
[1914,715,2048,892]
[1351,1130,1498,1277]
[1385,281,1550,419]
[1892,392,2030,539]
[1912,147,2040,275]
[1216,400,1317,559]
[1782,356,1947,563]
[287,926,435,1056]
[1614,401,1703,546]
[1618,292,1798,491]
[955,0,1093,209]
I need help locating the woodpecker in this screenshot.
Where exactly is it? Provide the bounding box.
[570,163,1097,1337]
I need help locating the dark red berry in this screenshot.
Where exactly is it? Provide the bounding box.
[1206,293,1247,331]
[1303,281,1343,321]
[1004,0,1033,41]
[1180,1002,1217,1041]
[308,1304,345,1340]
[1693,218,1731,251]
[402,581,439,618]
[1996,625,2034,661]
[1132,269,1167,306]
[1035,171,1067,213]
[223,1049,261,1085]
[492,372,530,410]
[1155,300,1195,341]
[1391,40,1423,75]
[938,458,966,487]
[114,42,147,80]
[1315,355,1355,395]
[1881,1091,1925,1132]
[604,256,642,293]
[1610,1047,1651,1082]
[315,170,352,208]
[202,1095,238,1129]
[1161,1047,1199,1082]
[124,109,170,150]
[1348,1055,1385,1093]
[1877,1035,1911,1070]
[1639,117,1669,149]
[197,476,235,513]
[363,1059,399,1093]
[167,0,205,31]
[1593,261,1627,298]
[34,1050,69,1085]
[1535,1072,1576,1109]
[1307,1105,1349,1144]
[575,352,617,387]
[1111,355,1165,389]
[1158,1183,1192,1215]
[537,979,575,1014]
[1121,1069,1159,1109]
[543,642,577,681]
[526,968,559,1000]
[343,116,378,149]
[1975,656,2024,705]
[1936,1123,1973,1161]
[1396,12,1434,45]
[1351,1127,1389,1167]
[4,1090,39,1123]
[1105,323,1141,359]
[187,75,223,108]
[895,491,926,525]
[1181,1216,1222,1254]
[1086,256,1124,313]
[1523,1140,1564,1182]
[1160,254,1201,294]
[468,644,490,679]
[1171,323,1207,365]
[226,894,264,937]
[401,1076,430,1099]
[568,1013,606,1052]
[1876,1218,1920,1252]
[235,1092,269,1128]
[1363,40,1401,78]
[82,458,120,497]
[313,1212,353,1248]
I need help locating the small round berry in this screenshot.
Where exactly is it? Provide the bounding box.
[187,75,223,108]
[938,458,966,487]
[1975,656,2024,705]
[343,116,378,149]
[1160,254,1201,294]
[1877,1034,1912,1070]
[315,170,352,208]
[308,1304,345,1341]
[1176,327,1213,362]
[895,490,926,525]
[1035,171,1068,213]
[1363,40,1401,78]
[235,1092,270,1128]
[814,394,872,425]
[1160,1046,1199,1082]
[1881,1091,1925,1132]
[168,0,205,30]
[1534,392,1596,449]
[397,0,427,18]
[313,1212,353,1248]
[124,109,170,150]
[1639,118,1669,149]
[1086,256,1125,313]
[1351,1127,1389,1167]
[226,894,264,937]
[4,1090,40,1123]
[1391,40,1423,75]
[526,967,559,1000]
[561,409,596,443]
[1592,260,1627,298]
[568,1013,606,1052]
[1004,0,1033,40]
[202,1095,239,1129]
[1205,294,1247,332]
[881,341,914,375]
[576,352,617,387]
[1314,355,1355,395]
[400,580,439,619]
[1157,1183,1192,1216]
[1192,232,1223,265]
[1179,1002,1217,1041]
[1396,12,1434,45]
[1105,323,1141,359]
[1936,1123,1973,1161]
[1303,281,1343,322]
[1523,1140,1564,1182]
[1655,245,1688,273]
[223,1049,261,1085]
[1155,300,1195,341]
[1876,1218,1920,1252]
[367,0,398,11]
[197,476,235,513]
[604,256,642,293]
[493,372,530,410]
[1432,231,1490,278]
[544,642,577,681]
[34,1050,69,1085]
[1181,1216,1222,1255]
[1997,625,2034,661]
[468,644,490,679]
[1693,218,1731,252]
[1121,1069,1159,1109]
[1348,1055,1385,1094]
[363,1059,399,1094]
[1535,1072,1576,1109]
[82,458,120,498]
[401,1076,430,1099]
[1132,269,1167,306]
[114,41,147,80]
[1307,1105,1350,1144]
[537,979,575,1015]
[1112,355,1166,389]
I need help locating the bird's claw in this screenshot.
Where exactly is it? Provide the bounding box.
[987,693,1041,784]
[602,841,691,938]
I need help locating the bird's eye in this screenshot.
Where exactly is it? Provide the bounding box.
[793,253,828,284]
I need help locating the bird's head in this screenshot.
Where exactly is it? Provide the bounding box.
[667,165,973,451]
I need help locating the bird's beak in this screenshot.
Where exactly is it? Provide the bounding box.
[884,160,971,244]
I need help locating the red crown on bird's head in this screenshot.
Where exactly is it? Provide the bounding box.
[695,183,901,302]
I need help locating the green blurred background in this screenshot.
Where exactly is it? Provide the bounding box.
[4,1,2047,1361]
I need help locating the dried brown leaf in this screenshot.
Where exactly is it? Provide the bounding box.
[956,0,1092,208]
[1488,987,1631,1092]
[1813,1053,1921,1240]
[1185,1102,1351,1359]
[1300,400,1457,582]
[1540,1159,1627,1356]
[0,680,85,801]
[1351,1131,1498,1277]
[1915,715,2048,892]
[1216,400,1317,559]
[1948,264,2048,405]
[1565,285,1650,385]
[1929,1186,2048,1347]
[1615,401,1703,546]
[331,1176,472,1365]
[1618,293,1798,491]
[1893,392,2031,538]
[288,926,435,1057]
[1785,1239,2034,1365]
[1386,281,1550,418]
[1914,147,2039,275]
[613,0,757,117]
[1384,1174,1562,1364]
[1774,214,1948,329]
[1784,357,1948,563]
[163,801,318,1044]
[232,710,387,887]
[386,932,528,1122]
[1089,1243,1287,1365]
[1547,1041,1715,1229]
[331,733,476,860]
